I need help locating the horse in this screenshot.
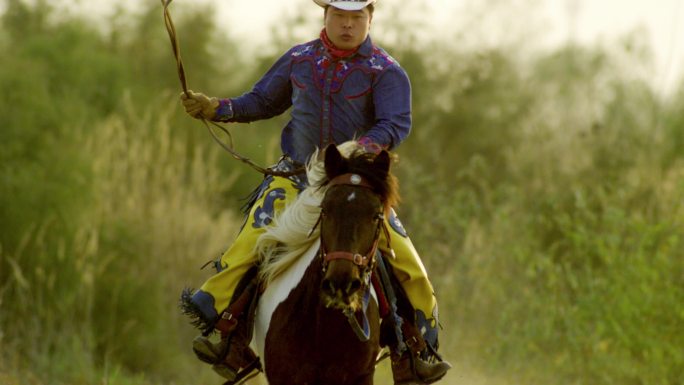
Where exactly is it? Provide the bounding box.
[253,141,400,385]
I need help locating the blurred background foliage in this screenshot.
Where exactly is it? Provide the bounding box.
[0,0,682,384]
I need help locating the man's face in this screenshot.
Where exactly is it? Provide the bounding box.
[324,7,372,50]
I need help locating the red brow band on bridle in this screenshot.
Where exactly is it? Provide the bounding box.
[319,172,385,267]
[308,173,375,238]
[327,173,374,190]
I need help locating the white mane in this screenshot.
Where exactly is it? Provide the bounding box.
[255,141,362,285]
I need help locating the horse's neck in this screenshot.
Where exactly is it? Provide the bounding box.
[254,240,322,355]
[276,255,328,328]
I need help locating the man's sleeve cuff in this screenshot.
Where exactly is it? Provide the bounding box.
[214,98,234,121]
[358,136,388,154]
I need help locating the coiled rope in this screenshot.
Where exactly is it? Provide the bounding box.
[161,0,305,177]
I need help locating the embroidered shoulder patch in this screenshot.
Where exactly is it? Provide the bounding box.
[367,46,396,71]
[290,42,317,58]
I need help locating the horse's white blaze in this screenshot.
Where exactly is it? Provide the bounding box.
[253,239,321,359]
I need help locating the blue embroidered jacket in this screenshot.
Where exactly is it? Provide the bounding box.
[214,35,412,165]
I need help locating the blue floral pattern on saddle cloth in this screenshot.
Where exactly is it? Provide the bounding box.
[388,209,408,238]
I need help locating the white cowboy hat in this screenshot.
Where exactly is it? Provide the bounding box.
[313,0,377,11]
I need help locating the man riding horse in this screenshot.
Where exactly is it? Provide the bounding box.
[180,0,451,383]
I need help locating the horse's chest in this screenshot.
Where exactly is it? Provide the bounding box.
[256,252,379,384]
[254,242,320,357]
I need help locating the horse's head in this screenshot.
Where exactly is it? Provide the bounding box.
[318,144,398,312]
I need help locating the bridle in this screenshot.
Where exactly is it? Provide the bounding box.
[311,173,392,341]
[320,206,384,275]
[315,173,391,275]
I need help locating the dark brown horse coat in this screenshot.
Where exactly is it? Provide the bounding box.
[254,145,396,385]
[264,255,380,385]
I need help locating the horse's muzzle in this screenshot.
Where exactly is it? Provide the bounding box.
[321,275,364,311]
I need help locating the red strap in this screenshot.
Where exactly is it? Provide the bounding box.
[214,281,257,334]
[324,251,371,267]
[371,272,390,318]
[215,312,238,337]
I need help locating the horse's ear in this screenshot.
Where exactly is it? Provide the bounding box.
[324,144,346,179]
[373,150,391,177]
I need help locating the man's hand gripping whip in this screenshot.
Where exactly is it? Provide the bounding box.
[161,0,305,177]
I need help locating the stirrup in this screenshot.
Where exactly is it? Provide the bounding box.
[193,335,263,383]
[392,350,452,385]
[219,357,262,385]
